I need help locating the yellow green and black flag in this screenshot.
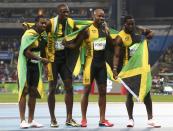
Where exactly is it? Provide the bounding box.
[64,20,118,79]
[118,39,152,102]
[62,20,93,77]
[17,29,44,102]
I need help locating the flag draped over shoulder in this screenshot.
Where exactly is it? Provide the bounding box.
[75,20,93,28]
[17,29,44,102]
[64,21,92,77]
[64,20,118,78]
[118,40,152,102]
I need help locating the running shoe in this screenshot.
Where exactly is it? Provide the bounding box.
[147,119,161,128]
[66,119,81,127]
[81,119,87,127]
[20,120,30,129]
[126,119,134,127]
[50,119,59,127]
[99,120,114,127]
[28,120,43,128]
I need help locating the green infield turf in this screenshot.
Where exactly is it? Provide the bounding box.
[0,93,173,103]
[0,83,173,103]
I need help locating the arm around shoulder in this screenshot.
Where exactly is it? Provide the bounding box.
[137,26,153,40]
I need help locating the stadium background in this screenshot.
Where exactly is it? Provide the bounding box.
[0,0,173,95]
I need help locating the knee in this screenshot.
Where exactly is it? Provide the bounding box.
[29,91,35,98]
[63,79,72,88]
[144,93,151,104]
[99,91,106,97]
[99,88,106,96]
[83,85,91,96]
[48,81,57,94]
[98,85,106,96]
[126,93,133,102]
[28,87,39,98]
[63,80,73,94]
[48,86,56,96]
[21,86,28,95]
[64,87,73,94]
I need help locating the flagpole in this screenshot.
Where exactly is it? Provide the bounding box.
[117,77,140,102]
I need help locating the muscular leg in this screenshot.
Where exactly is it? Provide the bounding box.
[144,92,153,120]
[81,85,91,121]
[48,81,57,122]
[28,95,36,123]
[126,92,134,120]
[144,92,161,128]
[63,79,73,121]
[97,84,106,122]
[19,92,27,122]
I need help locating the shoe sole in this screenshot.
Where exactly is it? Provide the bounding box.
[66,124,80,127]
[99,124,114,127]
[30,125,44,128]
[127,125,134,127]
[20,127,29,129]
[50,125,59,128]
[81,125,87,127]
[148,124,161,128]
[153,126,161,128]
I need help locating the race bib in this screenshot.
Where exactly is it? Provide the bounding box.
[55,39,64,50]
[93,38,106,51]
[129,43,140,56]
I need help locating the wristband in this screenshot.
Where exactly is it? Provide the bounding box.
[113,66,117,71]
[113,68,117,71]
[113,65,117,68]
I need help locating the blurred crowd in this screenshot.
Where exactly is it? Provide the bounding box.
[0,7,110,23]
[1,0,102,2]
[0,37,19,82]
[159,48,173,65]
[151,45,173,94]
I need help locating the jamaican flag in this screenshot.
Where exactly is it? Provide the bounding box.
[64,20,118,79]
[64,21,92,77]
[22,22,35,29]
[75,20,93,28]
[118,39,152,102]
[17,29,44,102]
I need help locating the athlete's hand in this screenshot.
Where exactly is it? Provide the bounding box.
[62,39,76,49]
[145,29,153,40]
[62,39,71,47]
[105,23,110,35]
[61,39,68,46]
[102,22,110,36]
[113,69,118,80]
[40,57,50,64]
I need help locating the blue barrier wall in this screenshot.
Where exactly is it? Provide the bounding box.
[149,35,173,66]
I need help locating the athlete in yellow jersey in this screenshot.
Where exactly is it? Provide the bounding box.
[46,4,80,127]
[113,15,161,128]
[18,16,49,129]
[63,9,114,127]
